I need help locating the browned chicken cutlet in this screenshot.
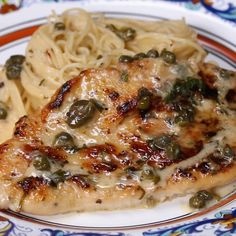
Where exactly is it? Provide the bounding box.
[0,58,235,215]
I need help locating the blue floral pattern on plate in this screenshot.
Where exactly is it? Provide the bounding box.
[0,0,235,235]
[143,208,236,236]
[166,0,236,23]
[1,207,236,235]
[0,0,236,25]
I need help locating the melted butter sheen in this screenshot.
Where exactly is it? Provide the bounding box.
[25,61,236,200]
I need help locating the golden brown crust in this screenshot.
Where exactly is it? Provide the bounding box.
[0,59,235,215]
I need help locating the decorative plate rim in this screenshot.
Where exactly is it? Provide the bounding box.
[0,1,235,235]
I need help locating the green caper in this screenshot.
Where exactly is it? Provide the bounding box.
[54,22,65,31]
[189,190,213,209]
[53,132,74,147]
[161,49,176,64]
[125,166,137,178]
[148,135,172,151]
[141,169,160,184]
[138,96,151,110]
[5,55,25,80]
[223,145,235,158]
[50,169,71,186]
[90,99,106,112]
[53,132,79,154]
[0,102,7,120]
[147,49,159,58]
[204,160,220,174]
[137,87,152,110]
[213,145,235,165]
[119,55,134,63]
[66,100,97,128]
[120,71,129,82]
[0,108,7,120]
[5,55,25,67]
[6,64,22,80]
[175,113,188,126]
[106,24,116,32]
[174,108,195,126]
[106,24,136,42]
[219,69,233,80]
[166,142,181,160]
[119,27,136,41]
[133,53,148,60]
[63,145,79,154]
[33,154,51,171]
[196,190,213,201]
[148,135,180,160]
[189,195,206,209]
[138,87,152,98]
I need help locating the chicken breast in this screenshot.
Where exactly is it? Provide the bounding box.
[0,57,235,215]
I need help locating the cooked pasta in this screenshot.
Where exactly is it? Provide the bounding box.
[0,8,206,143]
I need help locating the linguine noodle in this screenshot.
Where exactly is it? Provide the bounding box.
[0,8,206,143]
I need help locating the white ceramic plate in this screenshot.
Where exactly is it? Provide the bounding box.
[0,0,236,235]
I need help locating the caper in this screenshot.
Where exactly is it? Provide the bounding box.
[0,108,7,120]
[161,49,176,64]
[219,69,233,80]
[175,108,195,126]
[53,132,74,147]
[63,145,79,154]
[138,96,151,110]
[5,55,25,67]
[138,87,152,98]
[185,77,205,93]
[66,100,97,128]
[125,166,137,178]
[166,142,181,160]
[196,190,213,201]
[106,24,116,32]
[33,154,51,171]
[142,168,153,177]
[175,113,188,126]
[189,190,213,209]
[53,132,79,154]
[189,195,205,209]
[0,103,7,120]
[119,55,134,63]
[223,145,235,158]
[6,64,22,80]
[148,135,172,151]
[137,87,152,110]
[5,55,25,80]
[50,169,71,186]
[119,27,136,41]
[54,22,65,31]
[165,77,205,125]
[209,161,220,173]
[141,169,160,184]
[106,24,136,42]
[120,71,129,82]
[133,53,148,60]
[147,49,159,58]
[214,145,235,165]
[91,99,106,112]
[148,135,180,160]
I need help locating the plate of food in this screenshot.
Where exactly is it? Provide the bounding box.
[0,0,236,235]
